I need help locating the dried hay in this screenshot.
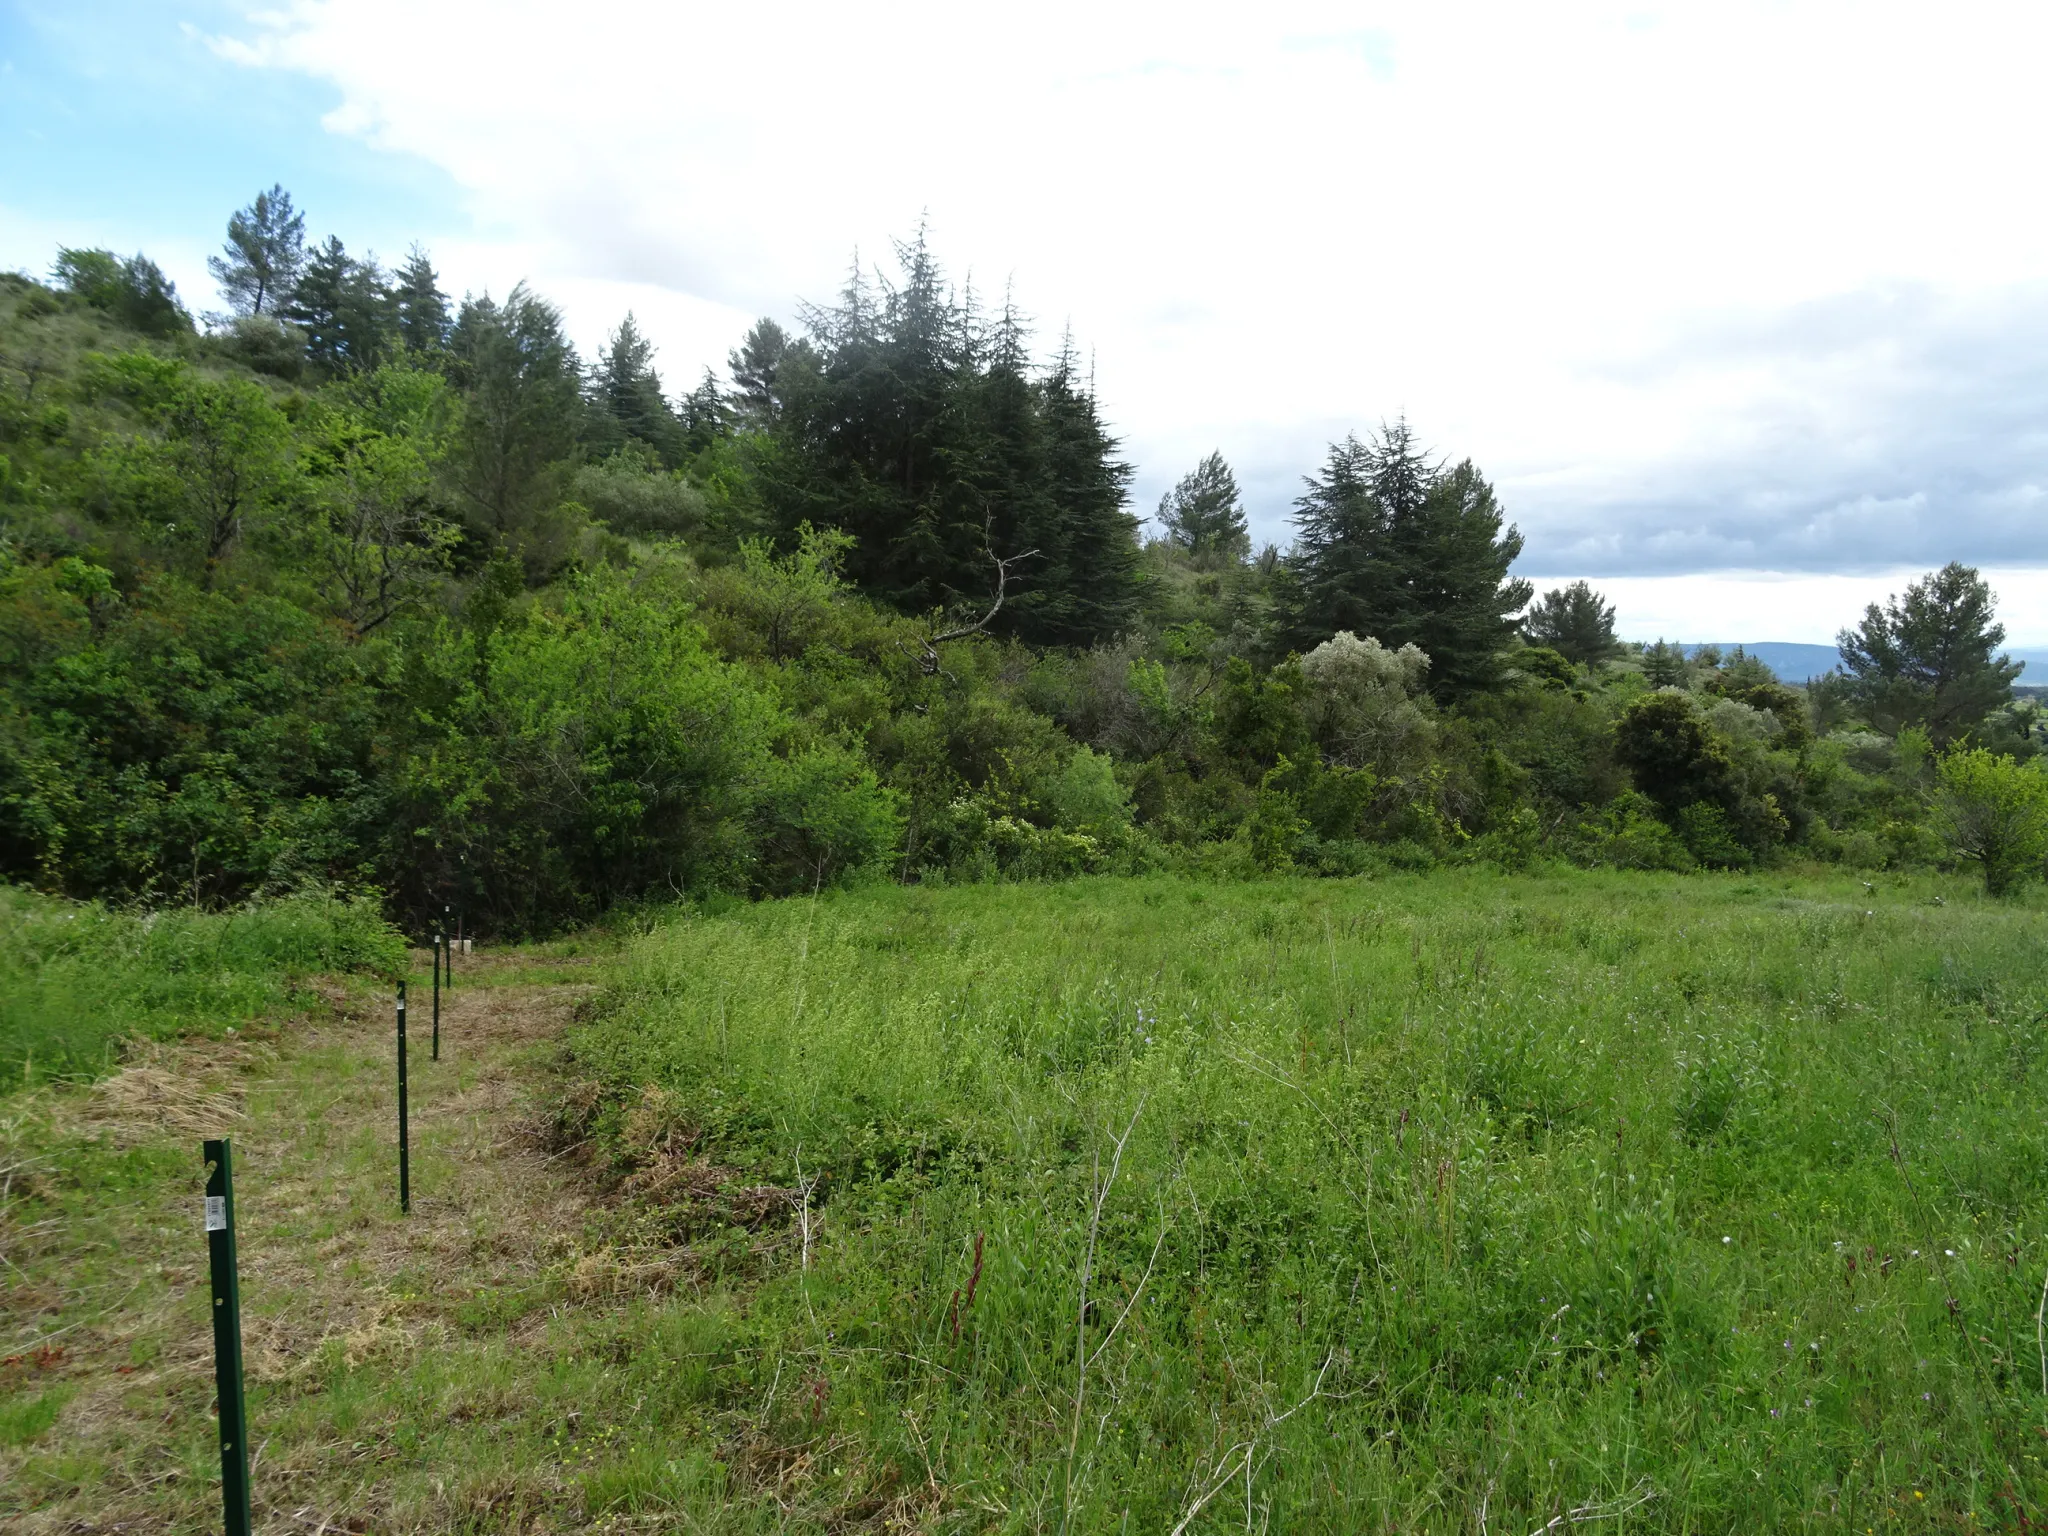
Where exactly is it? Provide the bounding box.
[81,1052,247,1144]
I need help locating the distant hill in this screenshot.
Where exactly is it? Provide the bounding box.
[1677,643,2048,682]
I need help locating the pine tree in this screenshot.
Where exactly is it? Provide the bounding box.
[284,237,392,375]
[760,233,1140,642]
[728,318,796,428]
[1157,451,1250,561]
[392,245,450,354]
[1284,420,1530,697]
[1837,562,2021,741]
[1522,581,1622,665]
[593,313,682,462]
[208,185,305,317]
[448,284,585,566]
[1641,639,1689,687]
[679,368,732,455]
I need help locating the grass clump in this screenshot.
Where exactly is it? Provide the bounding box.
[0,884,403,1086]
[566,870,2048,1531]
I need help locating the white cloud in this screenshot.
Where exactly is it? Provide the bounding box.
[187,0,2048,590]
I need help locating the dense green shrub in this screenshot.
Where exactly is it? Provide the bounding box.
[386,563,901,929]
[1932,746,2048,895]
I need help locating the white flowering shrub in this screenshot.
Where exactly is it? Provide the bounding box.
[1300,631,1430,696]
[1299,631,1435,772]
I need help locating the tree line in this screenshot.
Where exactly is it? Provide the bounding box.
[0,185,2040,929]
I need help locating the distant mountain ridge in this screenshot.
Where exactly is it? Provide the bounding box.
[1670,642,2048,683]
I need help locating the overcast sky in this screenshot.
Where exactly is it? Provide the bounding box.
[5,0,2046,642]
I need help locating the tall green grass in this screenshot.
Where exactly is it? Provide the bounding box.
[571,870,2048,1530]
[0,885,405,1086]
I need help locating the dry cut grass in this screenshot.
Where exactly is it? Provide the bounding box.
[0,950,664,1533]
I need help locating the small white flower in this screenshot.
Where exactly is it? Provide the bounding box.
[1723,1236,1732,1244]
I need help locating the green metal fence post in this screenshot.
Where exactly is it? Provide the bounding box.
[203,1137,252,1536]
[396,980,410,1214]
[431,933,441,1062]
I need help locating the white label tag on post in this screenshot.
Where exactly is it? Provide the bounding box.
[205,1195,226,1232]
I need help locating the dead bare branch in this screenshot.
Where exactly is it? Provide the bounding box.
[1525,1478,1659,1535]
[912,514,1038,676]
[1168,1352,1337,1536]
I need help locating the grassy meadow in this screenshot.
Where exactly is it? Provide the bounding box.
[0,886,404,1086]
[4,869,2046,1533]
[561,870,2048,1530]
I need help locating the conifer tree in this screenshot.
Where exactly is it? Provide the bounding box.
[1284,420,1530,697]
[679,368,732,455]
[1157,451,1250,561]
[729,318,799,428]
[593,313,682,462]
[209,185,305,317]
[448,284,584,564]
[284,237,393,375]
[762,235,1139,643]
[1522,580,1622,665]
[392,245,450,354]
[1027,339,1139,644]
[1837,562,2020,741]
[1641,639,1689,687]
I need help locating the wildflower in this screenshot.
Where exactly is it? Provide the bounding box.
[1723,1236,1732,1244]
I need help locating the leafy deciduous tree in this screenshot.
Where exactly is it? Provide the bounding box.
[87,353,296,585]
[52,249,192,337]
[1932,746,2048,896]
[299,363,460,636]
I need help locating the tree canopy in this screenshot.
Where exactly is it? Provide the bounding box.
[209,185,306,319]
[1523,581,1621,666]
[1282,421,1531,697]
[1157,452,1250,561]
[4,185,2039,928]
[1836,561,2020,742]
